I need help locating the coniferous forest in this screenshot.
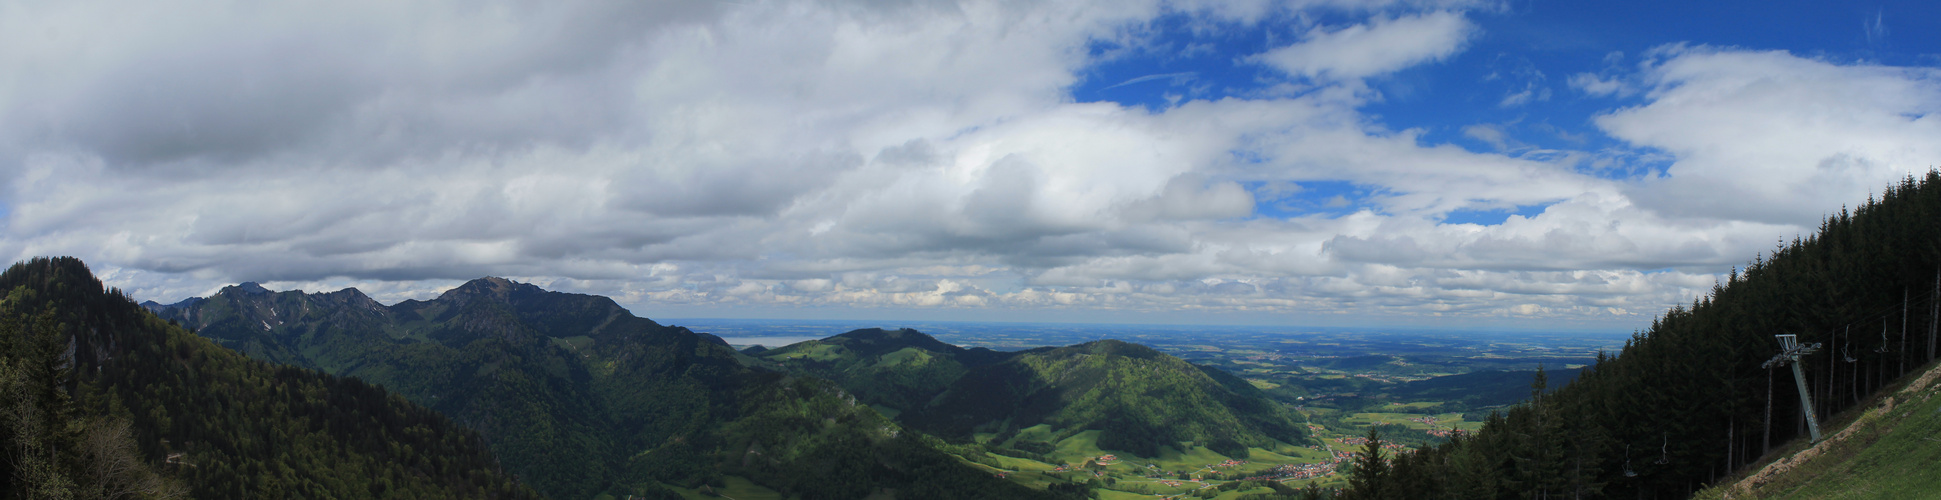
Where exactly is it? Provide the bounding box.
[0,257,541,499]
[1333,173,1941,499]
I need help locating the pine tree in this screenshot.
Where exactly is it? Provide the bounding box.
[1345,428,1388,500]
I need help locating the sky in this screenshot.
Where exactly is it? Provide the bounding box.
[3,0,1939,331]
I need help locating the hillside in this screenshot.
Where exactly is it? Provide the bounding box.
[915,339,1307,458]
[756,329,1311,459]
[0,257,540,499]
[1344,173,1941,498]
[750,328,1013,413]
[1702,360,1941,499]
[761,330,1311,459]
[151,278,1052,499]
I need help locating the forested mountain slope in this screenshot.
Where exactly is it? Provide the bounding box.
[910,339,1308,458]
[750,328,1015,413]
[0,257,540,499]
[758,329,1309,459]
[1343,173,1941,499]
[152,278,1052,499]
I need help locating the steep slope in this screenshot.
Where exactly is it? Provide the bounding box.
[1,257,539,499]
[1705,360,1941,499]
[150,282,392,370]
[154,278,1052,499]
[157,278,615,497]
[1350,173,1941,499]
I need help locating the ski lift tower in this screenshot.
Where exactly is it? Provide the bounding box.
[1763,334,1824,442]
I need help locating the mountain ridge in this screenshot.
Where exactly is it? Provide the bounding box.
[0,256,542,499]
[153,276,1052,499]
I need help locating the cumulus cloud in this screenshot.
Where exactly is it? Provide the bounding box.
[1249,11,1476,81]
[1569,73,1634,97]
[1596,45,1941,225]
[3,1,1935,329]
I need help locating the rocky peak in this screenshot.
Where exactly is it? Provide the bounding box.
[230,282,273,295]
[318,287,385,310]
[437,276,542,305]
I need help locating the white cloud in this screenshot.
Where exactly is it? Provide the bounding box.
[1864,8,1889,47]
[1250,11,1477,81]
[1596,46,1941,225]
[1570,73,1635,97]
[5,2,1936,330]
[1498,86,1550,107]
[1462,124,1513,151]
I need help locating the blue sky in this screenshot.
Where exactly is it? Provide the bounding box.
[3,0,1940,331]
[1069,0,1940,223]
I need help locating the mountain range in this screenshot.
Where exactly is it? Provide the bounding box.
[146,276,1049,499]
[0,257,541,499]
[140,275,1316,498]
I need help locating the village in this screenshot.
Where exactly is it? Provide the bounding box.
[953,407,1497,500]
[975,435,1363,498]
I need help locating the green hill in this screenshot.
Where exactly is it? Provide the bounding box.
[751,328,1012,413]
[911,339,1308,458]
[153,278,1050,499]
[755,330,1310,460]
[1,257,540,499]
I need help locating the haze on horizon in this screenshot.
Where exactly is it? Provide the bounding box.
[5,0,1940,331]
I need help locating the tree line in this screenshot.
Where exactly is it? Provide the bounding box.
[1334,172,1941,499]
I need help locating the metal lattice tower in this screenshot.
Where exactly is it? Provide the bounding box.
[1763,334,1824,442]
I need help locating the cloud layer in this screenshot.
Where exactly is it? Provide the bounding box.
[4,0,1938,329]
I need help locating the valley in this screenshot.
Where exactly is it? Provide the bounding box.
[689,320,1626,498]
[31,238,1918,500]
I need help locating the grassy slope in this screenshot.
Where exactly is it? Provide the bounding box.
[1700,360,1941,499]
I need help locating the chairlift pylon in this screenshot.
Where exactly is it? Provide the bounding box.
[1623,444,1637,477]
[1768,334,1826,442]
